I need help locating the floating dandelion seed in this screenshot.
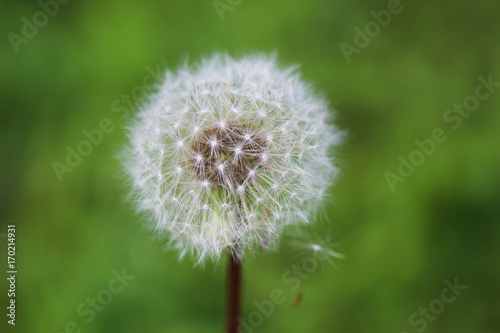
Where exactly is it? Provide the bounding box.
[288,227,345,268]
[123,53,342,264]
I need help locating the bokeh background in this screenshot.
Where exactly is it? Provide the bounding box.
[1,0,499,332]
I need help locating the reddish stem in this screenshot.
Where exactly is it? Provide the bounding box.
[226,253,242,333]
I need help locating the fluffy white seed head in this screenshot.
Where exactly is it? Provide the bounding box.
[123,53,342,264]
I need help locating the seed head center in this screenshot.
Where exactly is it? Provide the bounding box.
[189,124,267,188]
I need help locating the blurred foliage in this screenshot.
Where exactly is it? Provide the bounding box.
[1,0,499,332]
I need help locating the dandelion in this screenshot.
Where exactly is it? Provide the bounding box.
[122,53,343,333]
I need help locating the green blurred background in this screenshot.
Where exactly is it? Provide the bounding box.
[1,0,499,332]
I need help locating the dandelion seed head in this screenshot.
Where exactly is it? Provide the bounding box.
[123,53,343,264]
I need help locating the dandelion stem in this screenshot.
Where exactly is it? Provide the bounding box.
[226,253,241,333]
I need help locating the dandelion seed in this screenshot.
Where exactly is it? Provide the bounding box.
[289,227,345,268]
